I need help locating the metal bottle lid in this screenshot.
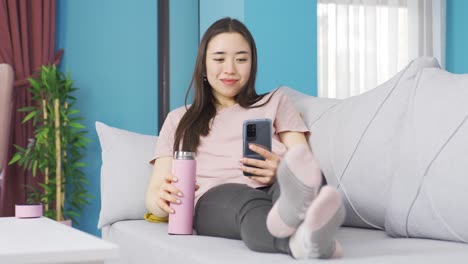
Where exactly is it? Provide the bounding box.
[174,151,195,160]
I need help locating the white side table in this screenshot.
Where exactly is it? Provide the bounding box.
[0,217,119,264]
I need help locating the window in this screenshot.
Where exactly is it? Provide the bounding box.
[318,0,445,99]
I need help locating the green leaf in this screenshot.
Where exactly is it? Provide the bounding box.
[32,160,38,177]
[39,183,53,193]
[67,211,80,218]
[74,162,87,168]
[22,111,36,123]
[18,106,37,112]
[13,144,26,152]
[28,77,42,90]
[79,178,90,185]
[80,193,94,199]
[69,122,85,129]
[68,109,80,115]
[8,153,22,165]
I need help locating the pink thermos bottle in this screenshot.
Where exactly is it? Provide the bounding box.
[168,151,197,235]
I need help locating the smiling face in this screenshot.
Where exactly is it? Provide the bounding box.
[205,32,252,108]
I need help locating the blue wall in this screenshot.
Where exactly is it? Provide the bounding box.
[446,0,468,73]
[199,0,245,39]
[199,0,318,95]
[245,0,317,95]
[56,0,158,236]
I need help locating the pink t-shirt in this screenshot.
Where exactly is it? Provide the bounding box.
[153,89,309,205]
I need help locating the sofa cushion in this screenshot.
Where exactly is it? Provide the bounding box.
[96,122,157,228]
[281,57,440,229]
[103,220,468,264]
[385,68,468,243]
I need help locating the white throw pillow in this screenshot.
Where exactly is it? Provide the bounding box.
[96,121,157,228]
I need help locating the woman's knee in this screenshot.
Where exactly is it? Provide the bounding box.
[239,204,278,253]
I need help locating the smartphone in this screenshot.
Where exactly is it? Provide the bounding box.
[242,118,272,176]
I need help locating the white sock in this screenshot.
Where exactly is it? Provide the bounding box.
[267,145,323,238]
[289,186,345,259]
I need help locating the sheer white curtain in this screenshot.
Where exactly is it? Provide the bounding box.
[318,0,446,99]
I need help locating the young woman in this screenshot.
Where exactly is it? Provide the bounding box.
[146,17,345,259]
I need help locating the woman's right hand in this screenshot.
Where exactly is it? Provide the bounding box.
[157,174,200,214]
[157,174,182,214]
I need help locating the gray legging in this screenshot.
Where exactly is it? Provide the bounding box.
[193,182,291,254]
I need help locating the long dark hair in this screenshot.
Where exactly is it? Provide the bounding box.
[173,17,276,153]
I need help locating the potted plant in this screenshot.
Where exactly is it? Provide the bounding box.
[9,64,91,225]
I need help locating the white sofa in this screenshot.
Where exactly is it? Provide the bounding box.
[97,57,468,263]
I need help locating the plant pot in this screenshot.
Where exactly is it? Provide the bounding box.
[59,219,72,227]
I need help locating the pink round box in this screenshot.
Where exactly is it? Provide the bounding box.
[15,204,43,218]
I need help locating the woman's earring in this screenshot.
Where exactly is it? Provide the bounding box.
[203,74,208,82]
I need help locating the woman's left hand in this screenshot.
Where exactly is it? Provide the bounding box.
[240,143,281,185]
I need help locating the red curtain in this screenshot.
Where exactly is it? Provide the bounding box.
[0,0,63,216]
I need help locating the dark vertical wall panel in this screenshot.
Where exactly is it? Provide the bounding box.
[158,0,170,131]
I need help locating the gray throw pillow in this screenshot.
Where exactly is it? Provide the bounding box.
[96,121,157,228]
